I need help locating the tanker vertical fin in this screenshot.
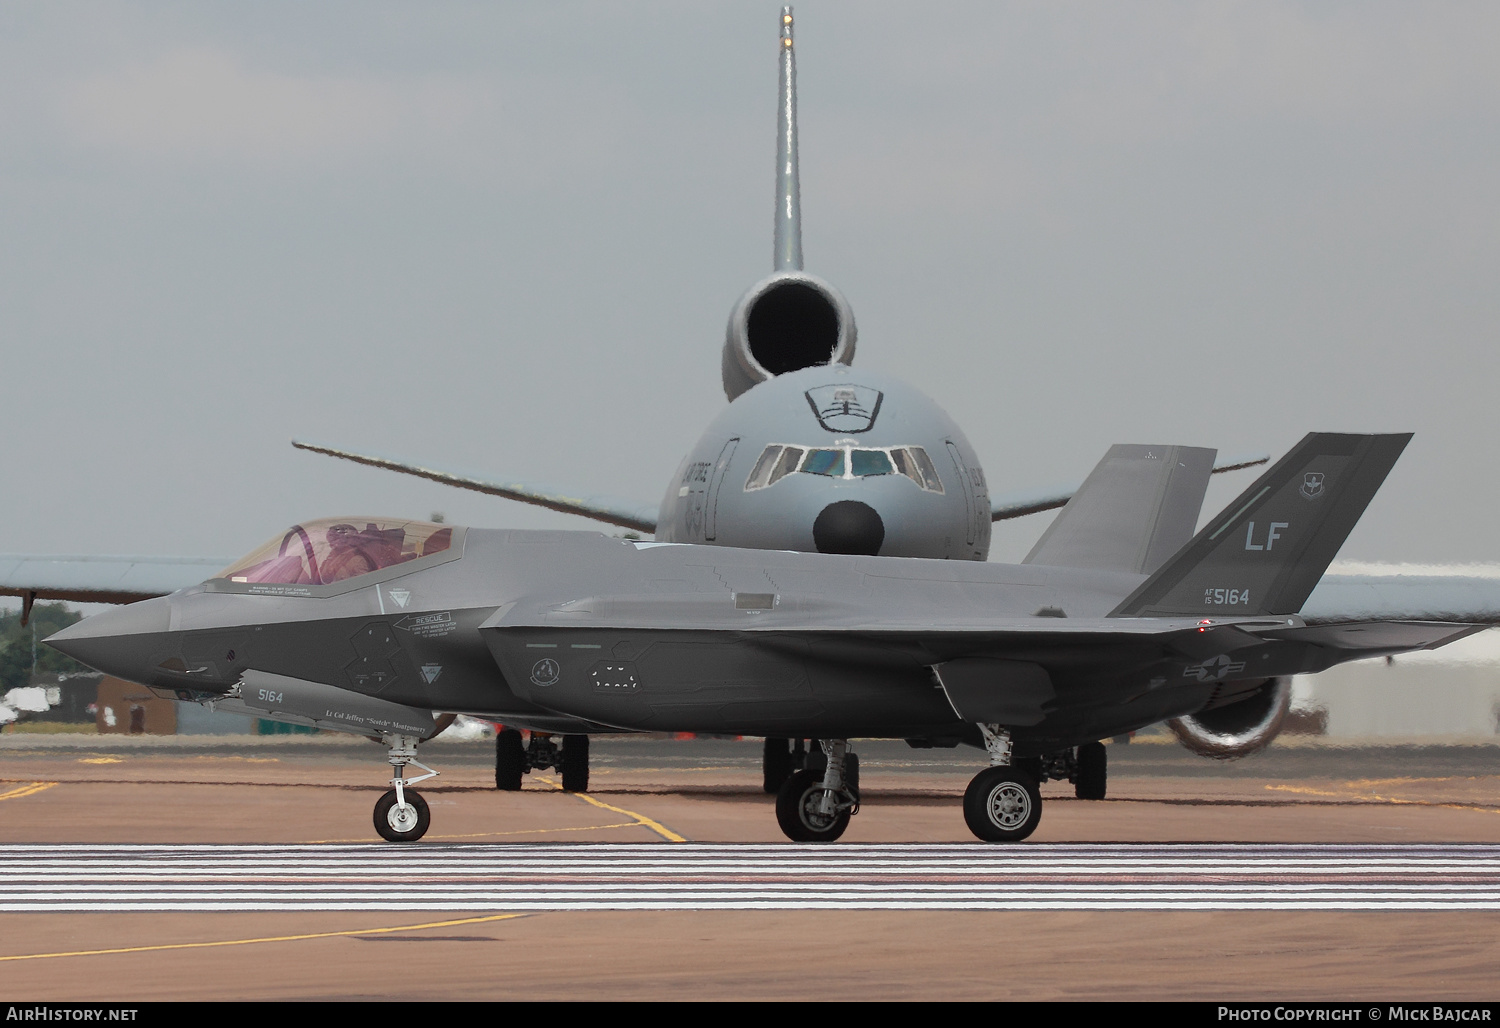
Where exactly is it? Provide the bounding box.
[774,6,802,273]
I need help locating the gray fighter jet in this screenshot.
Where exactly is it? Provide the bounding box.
[45,430,1500,843]
[6,11,1486,822]
[0,8,1265,793]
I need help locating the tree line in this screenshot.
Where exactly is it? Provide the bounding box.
[0,603,88,693]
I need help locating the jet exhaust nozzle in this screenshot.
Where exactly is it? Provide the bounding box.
[1167,677,1293,759]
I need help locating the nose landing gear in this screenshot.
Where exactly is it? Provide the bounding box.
[374,733,439,842]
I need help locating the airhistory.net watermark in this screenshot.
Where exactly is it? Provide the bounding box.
[4,1009,138,1022]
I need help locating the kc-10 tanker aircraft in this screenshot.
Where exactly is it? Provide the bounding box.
[43,430,1500,842]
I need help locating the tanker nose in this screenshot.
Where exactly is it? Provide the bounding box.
[813,500,885,556]
[46,597,172,681]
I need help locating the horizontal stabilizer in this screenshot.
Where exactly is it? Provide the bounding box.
[1110,432,1412,618]
[293,440,659,534]
[1024,444,1215,575]
[990,452,1269,522]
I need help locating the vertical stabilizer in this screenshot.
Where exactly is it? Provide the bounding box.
[774,7,802,272]
[1024,445,1217,575]
[1110,432,1412,617]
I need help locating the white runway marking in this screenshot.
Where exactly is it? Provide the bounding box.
[2,844,1498,911]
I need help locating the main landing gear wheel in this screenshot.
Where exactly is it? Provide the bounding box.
[561,734,590,792]
[495,728,525,791]
[776,768,852,842]
[374,788,431,842]
[963,766,1042,843]
[1075,741,1107,800]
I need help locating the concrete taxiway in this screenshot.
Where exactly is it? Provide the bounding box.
[1,734,1498,1000]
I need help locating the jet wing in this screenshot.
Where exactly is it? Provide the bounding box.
[991,452,1269,521]
[292,440,659,534]
[0,554,230,615]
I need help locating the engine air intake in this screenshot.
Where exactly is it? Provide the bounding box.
[747,281,840,374]
[722,272,856,401]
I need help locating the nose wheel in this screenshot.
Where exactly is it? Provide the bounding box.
[373,732,439,843]
[374,788,431,842]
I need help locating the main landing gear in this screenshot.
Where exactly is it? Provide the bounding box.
[961,731,1110,843]
[775,739,860,842]
[495,728,590,792]
[763,737,859,796]
[374,733,440,842]
[963,725,1040,843]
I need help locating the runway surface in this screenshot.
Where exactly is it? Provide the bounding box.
[6,842,1500,911]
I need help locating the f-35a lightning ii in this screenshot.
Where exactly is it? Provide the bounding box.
[46,430,1500,842]
[1,8,1266,793]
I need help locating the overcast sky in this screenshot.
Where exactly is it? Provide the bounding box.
[3,1,1498,586]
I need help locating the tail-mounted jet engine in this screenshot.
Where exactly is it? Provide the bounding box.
[721,272,857,401]
[1167,676,1293,759]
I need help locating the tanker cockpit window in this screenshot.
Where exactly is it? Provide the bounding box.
[770,446,803,485]
[801,449,845,477]
[217,517,454,587]
[849,449,892,477]
[743,444,943,493]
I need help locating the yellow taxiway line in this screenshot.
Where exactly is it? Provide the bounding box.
[534,775,688,843]
[0,781,57,802]
[0,913,527,963]
[1265,782,1500,815]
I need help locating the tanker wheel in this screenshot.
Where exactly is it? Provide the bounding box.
[495,728,525,791]
[763,737,793,794]
[1075,741,1107,800]
[561,734,590,792]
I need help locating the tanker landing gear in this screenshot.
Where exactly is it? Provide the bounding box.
[495,728,590,792]
[374,733,439,842]
[775,739,859,842]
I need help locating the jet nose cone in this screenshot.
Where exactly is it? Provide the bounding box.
[46,597,173,680]
[813,500,885,556]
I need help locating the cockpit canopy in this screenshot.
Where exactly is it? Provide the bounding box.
[743,443,945,493]
[218,517,453,587]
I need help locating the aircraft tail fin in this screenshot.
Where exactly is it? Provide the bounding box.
[1023,445,1215,575]
[774,6,801,272]
[1110,432,1412,618]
